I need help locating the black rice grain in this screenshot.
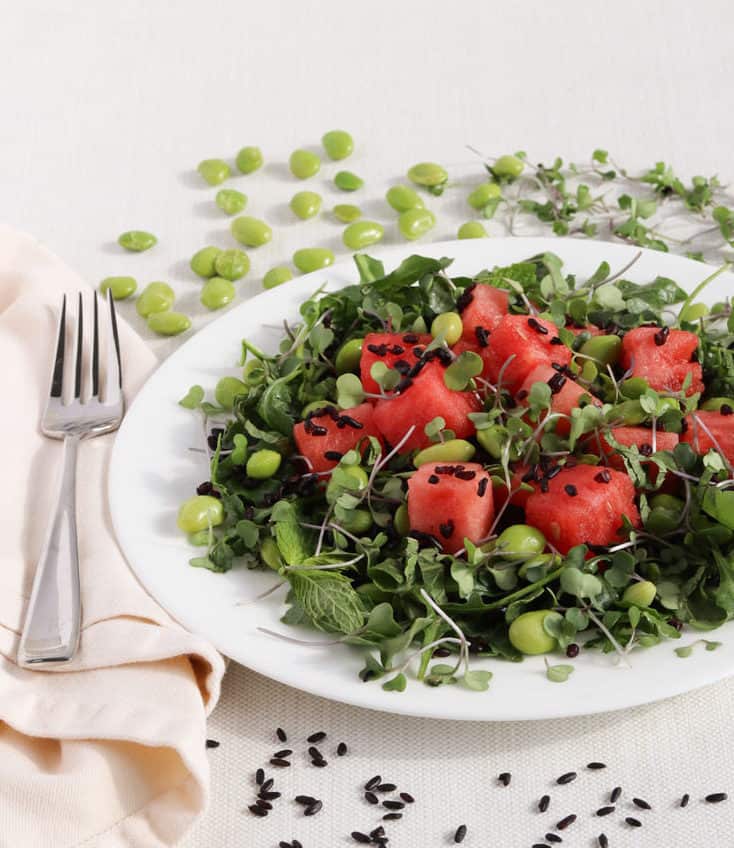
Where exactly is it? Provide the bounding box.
[276,727,287,742]
[454,824,468,843]
[295,795,317,806]
[370,826,385,839]
[377,783,397,792]
[587,762,606,770]
[596,806,615,817]
[383,812,403,821]
[598,836,608,848]
[255,768,265,786]
[556,814,576,830]
[563,484,578,497]
[545,835,562,844]
[311,758,328,767]
[292,842,303,848]
[498,772,512,786]
[304,800,323,816]
[307,746,322,760]
[261,778,274,792]
[382,800,404,810]
[337,742,348,756]
[528,317,549,335]
[705,793,728,803]
[400,792,415,803]
[255,799,272,811]
[680,793,690,807]
[273,749,292,759]
[625,817,642,827]
[364,791,378,805]
[556,772,577,785]
[538,794,550,812]
[610,786,622,803]
[259,791,281,801]
[205,738,220,749]
[351,832,371,844]
[248,804,267,817]
[270,758,291,767]
[279,842,291,848]
[566,644,580,658]
[532,844,551,848]
[632,797,651,810]
[365,775,381,791]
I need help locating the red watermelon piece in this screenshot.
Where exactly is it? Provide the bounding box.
[593,426,679,470]
[360,331,432,394]
[620,326,704,396]
[373,361,481,453]
[293,402,381,472]
[458,283,510,342]
[681,410,734,465]
[408,462,494,553]
[482,314,572,394]
[517,364,602,436]
[524,464,640,554]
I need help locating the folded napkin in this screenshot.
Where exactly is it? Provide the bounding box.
[0,225,225,848]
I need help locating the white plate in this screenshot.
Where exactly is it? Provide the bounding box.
[109,237,734,721]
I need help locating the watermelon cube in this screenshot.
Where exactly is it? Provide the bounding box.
[408,462,494,553]
[681,410,734,465]
[360,331,432,394]
[458,283,510,343]
[293,402,381,472]
[620,326,704,396]
[482,314,572,394]
[518,364,601,436]
[373,361,481,453]
[594,426,679,470]
[524,464,640,554]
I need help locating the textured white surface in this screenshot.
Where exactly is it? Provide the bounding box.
[3,0,734,845]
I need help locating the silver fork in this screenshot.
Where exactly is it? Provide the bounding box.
[17,291,124,667]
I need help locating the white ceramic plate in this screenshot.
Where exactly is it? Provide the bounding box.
[109,237,734,721]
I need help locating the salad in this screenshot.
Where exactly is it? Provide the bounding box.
[177,251,734,692]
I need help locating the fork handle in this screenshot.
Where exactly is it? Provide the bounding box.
[18,435,81,667]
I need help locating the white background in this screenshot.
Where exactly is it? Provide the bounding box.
[3,1,734,845]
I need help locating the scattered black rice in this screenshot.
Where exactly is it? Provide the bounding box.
[248,804,268,817]
[276,727,287,743]
[311,758,328,768]
[532,844,550,848]
[610,786,622,803]
[295,795,317,806]
[304,800,323,816]
[364,791,378,805]
[566,644,580,658]
[454,824,468,843]
[255,768,265,786]
[597,835,608,848]
[563,484,578,497]
[545,835,562,844]
[680,793,690,807]
[308,746,323,760]
[383,812,403,821]
[270,758,291,767]
[370,826,385,839]
[428,474,440,484]
[255,799,273,811]
[654,326,670,346]
[721,404,733,416]
[625,816,642,827]
[259,791,281,801]
[324,450,343,461]
[365,775,381,791]
[351,832,371,844]
[596,806,615,817]
[261,778,274,792]
[274,749,292,759]
[337,742,348,756]
[477,477,488,497]
[377,783,397,792]
[587,762,606,770]
[538,795,550,813]
[205,738,220,749]
[498,772,512,786]
[400,792,415,804]
[556,814,577,831]
[632,797,651,810]
[383,800,405,810]
[528,317,549,335]
[279,842,291,848]
[705,792,728,803]
[292,842,303,848]
[556,772,577,785]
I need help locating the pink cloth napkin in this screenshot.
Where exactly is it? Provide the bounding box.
[0,225,225,847]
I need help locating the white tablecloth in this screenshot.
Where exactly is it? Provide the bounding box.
[3,0,734,845]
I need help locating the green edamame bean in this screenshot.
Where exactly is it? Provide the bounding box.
[246,449,282,479]
[398,208,435,240]
[117,230,157,252]
[197,158,231,185]
[214,248,250,281]
[136,281,174,317]
[334,170,364,191]
[679,302,709,322]
[263,266,294,289]
[491,154,525,180]
[457,221,487,239]
[431,311,463,345]
[579,334,622,366]
[650,494,684,512]
[407,162,448,188]
[467,182,502,209]
[215,188,247,216]
[200,277,236,310]
[342,220,384,250]
[293,248,335,273]
[289,149,321,179]
[260,537,282,570]
[214,376,248,409]
[508,610,557,655]
[322,129,354,161]
[190,246,222,278]
[235,145,263,174]
[333,204,362,223]
[623,580,657,607]
[147,311,191,336]
[290,191,322,220]
[476,424,506,459]
[702,396,734,411]
[495,524,546,560]
[335,338,363,374]
[394,503,410,536]
[386,184,425,213]
[413,439,476,467]
[341,509,373,534]
[99,276,137,300]
[326,465,369,504]
[231,216,272,247]
[177,495,223,533]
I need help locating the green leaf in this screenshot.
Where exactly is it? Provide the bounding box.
[336,373,365,407]
[288,569,365,634]
[179,385,204,409]
[309,324,335,355]
[546,663,575,683]
[444,351,483,390]
[462,669,492,691]
[271,500,311,566]
[382,673,407,692]
[561,567,603,599]
[675,645,694,658]
[354,253,385,284]
[257,374,297,436]
[346,602,403,646]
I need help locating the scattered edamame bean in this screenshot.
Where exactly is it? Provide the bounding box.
[263,266,294,289]
[197,158,231,185]
[579,334,622,366]
[200,276,236,310]
[231,215,272,247]
[190,246,222,278]
[136,281,174,317]
[467,182,502,209]
[622,580,657,607]
[321,129,354,161]
[246,448,282,479]
[117,230,157,252]
[394,503,410,536]
[413,439,476,467]
[147,311,191,336]
[335,338,363,374]
[214,248,250,281]
[508,610,557,655]
[407,162,448,188]
[215,188,247,216]
[100,276,137,300]
[333,204,362,223]
[215,375,248,409]
[495,524,546,560]
[177,495,224,533]
[702,396,734,411]
[679,302,709,322]
[457,221,488,239]
[334,170,363,191]
[289,149,321,179]
[342,509,373,534]
[491,154,524,180]
[293,247,335,273]
[476,424,506,458]
[398,207,435,240]
[431,311,463,345]
[386,184,424,213]
[235,146,264,174]
[342,220,384,249]
[290,191,322,220]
